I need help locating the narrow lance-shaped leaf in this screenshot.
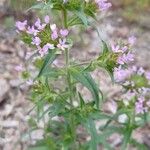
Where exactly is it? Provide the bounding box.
[121,127,132,150]
[37,50,56,78]
[78,92,85,109]
[74,10,88,27]
[84,119,98,150]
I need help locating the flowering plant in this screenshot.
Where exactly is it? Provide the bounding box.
[16,0,150,149]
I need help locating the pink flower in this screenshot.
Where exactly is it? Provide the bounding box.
[38,43,54,57]
[140,87,150,95]
[26,79,33,85]
[137,67,145,75]
[50,24,58,40]
[95,0,112,11]
[135,97,146,114]
[16,20,27,31]
[31,37,41,46]
[122,46,128,52]
[145,71,150,80]
[57,39,69,51]
[50,24,57,31]
[125,91,136,100]
[43,43,55,51]
[114,67,131,82]
[60,29,69,37]
[117,52,134,65]
[111,43,120,53]
[44,15,50,24]
[38,46,47,57]
[128,36,136,45]
[51,30,58,40]
[27,26,39,36]
[35,18,46,30]
[15,64,23,72]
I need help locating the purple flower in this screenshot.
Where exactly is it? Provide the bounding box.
[128,36,136,45]
[125,91,136,100]
[44,15,50,24]
[27,26,39,36]
[117,52,134,65]
[57,38,69,51]
[35,18,46,30]
[114,67,131,82]
[38,43,55,57]
[38,46,47,57]
[60,29,69,37]
[145,71,150,80]
[26,79,33,86]
[16,20,27,31]
[135,97,146,114]
[95,0,112,11]
[31,37,41,46]
[111,43,120,53]
[43,43,55,51]
[137,67,145,75]
[122,46,128,52]
[51,30,58,40]
[140,87,150,95]
[15,64,24,72]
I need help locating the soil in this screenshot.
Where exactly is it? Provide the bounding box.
[0,1,150,150]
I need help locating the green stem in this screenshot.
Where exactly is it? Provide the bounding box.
[63,9,76,146]
[65,49,73,106]
[63,8,68,28]
[63,9,73,106]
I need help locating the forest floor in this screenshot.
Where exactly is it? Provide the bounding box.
[0,2,150,150]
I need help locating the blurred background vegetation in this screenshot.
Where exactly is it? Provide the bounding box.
[1,0,149,26]
[8,0,150,11]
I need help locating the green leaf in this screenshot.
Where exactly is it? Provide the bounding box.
[67,16,83,27]
[84,73,103,107]
[96,41,117,82]
[74,10,88,27]
[37,50,56,78]
[42,68,62,78]
[78,92,85,109]
[84,119,98,150]
[121,127,132,150]
[69,67,101,109]
[101,40,110,54]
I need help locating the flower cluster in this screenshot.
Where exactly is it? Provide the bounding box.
[95,0,112,11]
[112,37,150,114]
[112,36,136,82]
[16,16,69,57]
